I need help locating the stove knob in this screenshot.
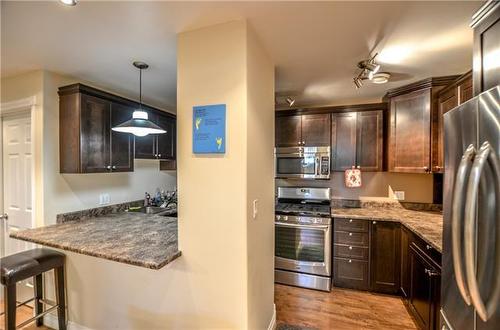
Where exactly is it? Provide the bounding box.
[276,215,281,221]
[283,216,288,221]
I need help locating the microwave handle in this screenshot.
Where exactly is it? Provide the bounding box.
[315,156,320,175]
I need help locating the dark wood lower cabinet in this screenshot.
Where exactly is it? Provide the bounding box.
[370,221,401,294]
[408,243,441,330]
[333,218,442,330]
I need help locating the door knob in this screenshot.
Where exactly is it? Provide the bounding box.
[0,213,8,221]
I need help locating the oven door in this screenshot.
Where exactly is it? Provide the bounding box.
[275,221,331,276]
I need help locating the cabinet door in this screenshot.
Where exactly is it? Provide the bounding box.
[389,89,431,173]
[435,88,458,173]
[80,94,111,172]
[409,244,440,330]
[110,103,134,172]
[275,115,302,147]
[400,227,410,298]
[331,112,357,171]
[370,221,401,294]
[134,110,158,159]
[301,114,331,146]
[156,114,176,160]
[356,110,383,171]
[457,74,473,104]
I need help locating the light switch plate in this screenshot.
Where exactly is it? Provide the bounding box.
[394,191,405,201]
[99,193,110,205]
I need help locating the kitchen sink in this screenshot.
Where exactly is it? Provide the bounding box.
[128,206,177,217]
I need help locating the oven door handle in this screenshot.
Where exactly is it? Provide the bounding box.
[276,153,304,157]
[275,222,329,230]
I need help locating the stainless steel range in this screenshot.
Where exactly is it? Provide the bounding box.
[275,187,332,291]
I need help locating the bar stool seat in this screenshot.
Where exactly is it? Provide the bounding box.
[1,248,66,330]
[1,249,64,286]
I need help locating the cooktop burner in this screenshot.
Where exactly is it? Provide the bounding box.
[275,202,331,217]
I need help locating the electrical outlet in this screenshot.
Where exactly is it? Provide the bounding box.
[394,191,405,201]
[99,193,110,205]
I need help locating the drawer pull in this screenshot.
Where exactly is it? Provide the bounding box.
[348,246,353,250]
[349,232,353,236]
[426,244,431,250]
[349,219,353,223]
[348,259,352,263]
[372,221,377,225]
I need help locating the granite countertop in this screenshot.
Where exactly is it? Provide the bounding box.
[10,212,181,269]
[331,207,443,252]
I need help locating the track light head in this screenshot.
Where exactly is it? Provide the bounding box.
[286,97,296,107]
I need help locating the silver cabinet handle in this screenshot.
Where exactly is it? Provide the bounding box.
[348,259,352,263]
[349,219,353,223]
[372,221,377,225]
[426,244,431,250]
[464,141,500,322]
[451,144,475,306]
[0,213,8,221]
[348,246,353,250]
[348,232,353,236]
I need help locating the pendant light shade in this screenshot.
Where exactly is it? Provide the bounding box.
[112,61,166,137]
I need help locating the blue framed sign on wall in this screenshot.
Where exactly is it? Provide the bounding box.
[193,104,226,154]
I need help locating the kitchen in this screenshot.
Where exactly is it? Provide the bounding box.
[0,1,499,330]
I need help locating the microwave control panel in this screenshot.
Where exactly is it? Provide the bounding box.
[320,156,330,175]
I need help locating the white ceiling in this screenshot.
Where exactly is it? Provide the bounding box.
[1,1,482,111]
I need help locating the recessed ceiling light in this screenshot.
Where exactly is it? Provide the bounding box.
[371,72,391,84]
[60,0,77,6]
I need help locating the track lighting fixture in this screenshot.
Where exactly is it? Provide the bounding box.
[353,53,389,88]
[286,97,296,107]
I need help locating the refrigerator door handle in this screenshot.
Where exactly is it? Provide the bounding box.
[451,144,475,306]
[464,141,500,322]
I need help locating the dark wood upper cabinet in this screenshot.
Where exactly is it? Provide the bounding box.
[275,113,330,147]
[370,221,401,294]
[79,94,112,173]
[134,110,158,159]
[385,76,458,173]
[156,115,176,160]
[59,83,175,173]
[110,103,135,172]
[471,1,500,96]
[331,110,383,172]
[275,115,302,147]
[434,72,473,173]
[356,110,383,171]
[135,111,176,160]
[331,112,357,171]
[301,114,331,146]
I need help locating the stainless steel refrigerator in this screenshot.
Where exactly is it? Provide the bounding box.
[441,86,500,330]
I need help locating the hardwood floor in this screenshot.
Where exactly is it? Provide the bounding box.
[275,284,417,330]
[0,301,52,330]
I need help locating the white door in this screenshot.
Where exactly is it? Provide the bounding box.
[1,113,34,301]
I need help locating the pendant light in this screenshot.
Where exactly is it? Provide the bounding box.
[112,61,166,137]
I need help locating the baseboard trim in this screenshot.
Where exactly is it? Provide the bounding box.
[268,303,277,330]
[44,313,93,330]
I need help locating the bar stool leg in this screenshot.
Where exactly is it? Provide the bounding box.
[3,284,16,330]
[34,273,44,326]
[54,266,67,330]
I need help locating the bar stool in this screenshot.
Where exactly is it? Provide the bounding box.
[0,248,67,330]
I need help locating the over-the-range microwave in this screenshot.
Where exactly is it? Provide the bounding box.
[274,146,330,179]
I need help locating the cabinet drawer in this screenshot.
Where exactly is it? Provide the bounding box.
[334,244,369,260]
[334,231,369,247]
[334,218,369,233]
[333,257,369,290]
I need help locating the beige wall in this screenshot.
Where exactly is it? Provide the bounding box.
[277,172,435,203]
[1,71,177,226]
[246,26,275,330]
